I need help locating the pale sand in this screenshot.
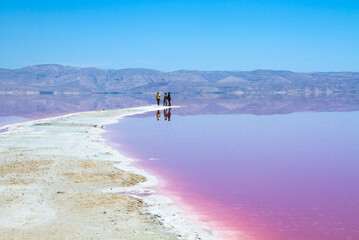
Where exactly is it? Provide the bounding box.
[0,106,220,240]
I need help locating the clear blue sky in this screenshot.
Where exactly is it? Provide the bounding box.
[0,0,358,71]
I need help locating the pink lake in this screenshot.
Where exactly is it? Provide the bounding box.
[105,109,359,240]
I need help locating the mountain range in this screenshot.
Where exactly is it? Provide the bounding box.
[1,64,358,95]
[0,64,358,118]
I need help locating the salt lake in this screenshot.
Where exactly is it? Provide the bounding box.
[106,107,359,240]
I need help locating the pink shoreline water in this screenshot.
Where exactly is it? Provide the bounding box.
[105,110,359,240]
[128,152,283,240]
[134,158,249,240]
[104,130,243,239]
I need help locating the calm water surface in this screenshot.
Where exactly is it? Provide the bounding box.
[0,116,29,128]
[107,109,359,240]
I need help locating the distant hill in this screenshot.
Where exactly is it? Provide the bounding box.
[0,64,359,118]
[1,64,358,95]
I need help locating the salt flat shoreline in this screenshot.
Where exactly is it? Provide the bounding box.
[0,106,219,240]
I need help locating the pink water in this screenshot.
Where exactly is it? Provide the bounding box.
[105,109,359,240]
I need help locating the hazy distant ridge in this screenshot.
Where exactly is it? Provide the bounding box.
[1,64,359,94]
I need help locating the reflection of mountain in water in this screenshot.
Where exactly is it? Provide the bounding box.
[1,92,358,119]
[176,93,359,115]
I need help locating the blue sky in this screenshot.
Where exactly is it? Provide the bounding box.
[0,0,358,71]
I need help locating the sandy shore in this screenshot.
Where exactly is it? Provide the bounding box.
[0,106,219,240]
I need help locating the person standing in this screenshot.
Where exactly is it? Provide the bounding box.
[156,92,161,106]
[163,93,168,106]
[167,92,171,106]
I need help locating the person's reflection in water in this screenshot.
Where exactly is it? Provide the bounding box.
[156,110,161,121]
[164,109,168,121]
[167,108,172,121]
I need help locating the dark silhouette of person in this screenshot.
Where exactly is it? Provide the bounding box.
[163,93,168,106]
[156,92,161,106]
[167,108,172,121]
[167,92,172,106]
[164,109,168,120]
[156,110,161,121]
